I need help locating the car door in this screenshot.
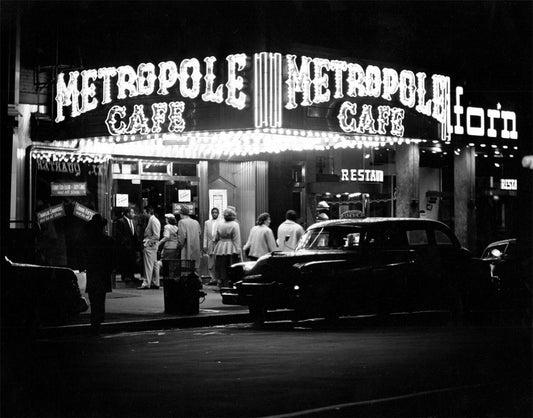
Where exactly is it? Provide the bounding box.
[431,226,467,309]
[403,226,439,311]
[371,225,414,314]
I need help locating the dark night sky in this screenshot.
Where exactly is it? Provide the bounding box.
[10,0,532,92]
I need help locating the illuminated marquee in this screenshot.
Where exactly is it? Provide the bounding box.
[453,87,517,139]
[55,52,450,140]
[55,54,248,127]
[284,55,450,140]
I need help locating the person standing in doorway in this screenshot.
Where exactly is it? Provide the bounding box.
[177,205,202,274]
[213,207,242,288]
[203,207,220,283]
[83,214,115,334]
[114,207,138,282]
[277,210,305,252]
[243,212,278,261]
[139,206,161,289]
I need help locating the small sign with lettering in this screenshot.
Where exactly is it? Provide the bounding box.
[115,194,129,207]
[500,179,517,191]
[37,204,66,224]
[340,169,384,183]
[178,189,191,202]
[51,182,87,196]
[73,202,97,222]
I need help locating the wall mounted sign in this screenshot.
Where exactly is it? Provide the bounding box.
[73,202,97,221]
[500,178,517,190]
[340,169,384,182]
[452,87,517,139]
[36,203,66,224]
[114,194,129,207]
[50,182,87,196]
[178,189,191,202]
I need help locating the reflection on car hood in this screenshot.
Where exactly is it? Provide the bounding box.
[245,249,359,282]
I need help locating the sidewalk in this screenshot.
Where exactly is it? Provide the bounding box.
[40,278,252,337]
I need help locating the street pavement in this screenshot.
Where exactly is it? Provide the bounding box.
[40,276,253,337]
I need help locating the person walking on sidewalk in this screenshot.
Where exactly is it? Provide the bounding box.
[243,212,278,261]
[203,207,220,283]
[277,210,305,252]
[177,205,202,274]
[83,214,115,334]
[213,207,242,288]
[139,206,161,289]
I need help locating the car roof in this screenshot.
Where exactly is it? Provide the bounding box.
[309,217,451,229]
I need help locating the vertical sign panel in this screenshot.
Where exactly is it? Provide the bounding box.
[254,52,282,128]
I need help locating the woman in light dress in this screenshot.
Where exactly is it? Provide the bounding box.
[243,212,278,261]
[159,214,179,278]
[213,207,242,288]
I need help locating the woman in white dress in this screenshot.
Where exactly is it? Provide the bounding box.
[213,207,242,288]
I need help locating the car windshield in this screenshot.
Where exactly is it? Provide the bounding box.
[296,225,371,250]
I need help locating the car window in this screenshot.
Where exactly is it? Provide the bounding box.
[435,229,453,246]
[382,228,408,248]
[297,226,369,250]
[406,229,428,246]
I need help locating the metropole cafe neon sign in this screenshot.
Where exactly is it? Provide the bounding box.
[54,52,518,142]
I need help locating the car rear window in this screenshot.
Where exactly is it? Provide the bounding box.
[406,229,429,246]
[435,229,454,246]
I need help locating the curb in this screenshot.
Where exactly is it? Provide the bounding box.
[37,309,296,338]
[38,312,252,338]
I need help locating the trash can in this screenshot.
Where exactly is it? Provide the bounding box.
[161,259,206,315]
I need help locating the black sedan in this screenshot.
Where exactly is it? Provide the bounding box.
[224,218,490,323]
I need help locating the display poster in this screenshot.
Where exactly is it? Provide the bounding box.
[209,189,227,213]
[178,189,191,202]
[37,203,66,224]
[73,202,97,222]
[50,182,87,196]
[115,194,129,207]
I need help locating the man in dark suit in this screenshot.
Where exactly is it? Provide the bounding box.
[114,207,138,282]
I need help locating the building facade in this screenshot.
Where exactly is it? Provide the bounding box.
[4,6,524,268]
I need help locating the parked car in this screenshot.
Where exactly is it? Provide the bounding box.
[1,257,88,331]
[224,218,490,323]
[481,238,532,318]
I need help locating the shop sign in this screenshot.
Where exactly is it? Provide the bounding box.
[37,160,82,177]
[452,87,518,139]
[340,169,384,182]
[36,203,66,224]
[500,178,517,190]
[55,52,450,141]
[50,182,87,196]
[73,202,97,221]
[173,202,195,214]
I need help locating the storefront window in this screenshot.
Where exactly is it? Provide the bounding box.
[32,150,110,268]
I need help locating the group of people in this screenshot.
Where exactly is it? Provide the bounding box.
[82,205,305,333]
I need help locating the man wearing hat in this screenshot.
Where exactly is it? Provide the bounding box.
[177,205,202,273]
